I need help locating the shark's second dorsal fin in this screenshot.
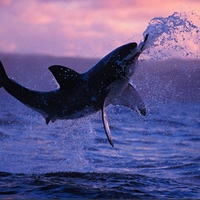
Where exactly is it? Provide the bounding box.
[49,65,83,90]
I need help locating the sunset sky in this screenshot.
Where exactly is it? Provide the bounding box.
[0,0,199,58]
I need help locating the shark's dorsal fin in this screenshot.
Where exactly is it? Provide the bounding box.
[109,83,146,116]
[49,65,83,90]
[102,98,114,147]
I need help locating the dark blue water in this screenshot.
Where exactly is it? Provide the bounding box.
[0,94,200,199]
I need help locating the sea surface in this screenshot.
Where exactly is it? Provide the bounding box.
[0,93,200,199]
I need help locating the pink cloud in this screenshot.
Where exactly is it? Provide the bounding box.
[0,0,12,6]
[0,0,199,58]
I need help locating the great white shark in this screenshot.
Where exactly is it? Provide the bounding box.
[0,34,148,147]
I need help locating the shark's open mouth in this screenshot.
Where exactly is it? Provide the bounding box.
[120,51,140,66]
[120,34,149,66]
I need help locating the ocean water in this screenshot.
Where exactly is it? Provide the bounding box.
[1,12,200,199]
[0,97,200,199]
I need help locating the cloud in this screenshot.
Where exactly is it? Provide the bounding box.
[0,0,12,6]
[0,0,199,58]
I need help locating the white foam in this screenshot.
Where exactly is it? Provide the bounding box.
[141,12,200,60]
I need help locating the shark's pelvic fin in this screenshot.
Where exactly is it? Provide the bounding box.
[110,83,146,116]
[45,116,56,125]
[102,98,114,147]
[45,117,51,125]
[49,65,83,90]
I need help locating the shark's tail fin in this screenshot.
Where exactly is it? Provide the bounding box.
[0,61,8,88]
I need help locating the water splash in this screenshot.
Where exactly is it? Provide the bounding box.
[142,12,200,60]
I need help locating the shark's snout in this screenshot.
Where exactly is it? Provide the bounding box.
[123,34,149,64]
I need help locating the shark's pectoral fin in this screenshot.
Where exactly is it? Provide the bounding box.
[102,98,114,147]
[111,83,146,116]
[49,65,83,90]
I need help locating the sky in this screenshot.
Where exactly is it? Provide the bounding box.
[0,0,199,58]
